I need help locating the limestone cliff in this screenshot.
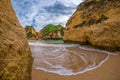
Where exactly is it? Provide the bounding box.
[39,24,64,40]
[64,0,120,51]
[25,26,38,40]
[0,0,33,80]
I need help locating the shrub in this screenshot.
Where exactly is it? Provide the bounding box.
[41,24,64,36]
[25,26,34,38]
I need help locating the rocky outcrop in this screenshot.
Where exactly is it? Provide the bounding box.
[25,26,38,40]
[0,0,33,80]
[39,24,64,40]
[64,0,120,51]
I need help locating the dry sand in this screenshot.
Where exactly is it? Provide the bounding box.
[32,52,120,80]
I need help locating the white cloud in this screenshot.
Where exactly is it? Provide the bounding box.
[58,0,83,6]
[11,0,83,32]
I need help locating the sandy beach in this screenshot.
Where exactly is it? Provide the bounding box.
[32,51,120,80]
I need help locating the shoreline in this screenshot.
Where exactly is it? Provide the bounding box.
[32,52,120,80]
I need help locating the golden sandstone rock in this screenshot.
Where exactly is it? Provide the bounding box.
[64,0,120,51]
[0,0,33,80]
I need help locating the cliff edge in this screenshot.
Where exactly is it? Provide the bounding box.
[39,24,64,40]
[0,0,33,80]
[25,26,38,40]
[64,0,120,51]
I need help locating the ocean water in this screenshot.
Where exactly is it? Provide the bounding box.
[29,40,115,76]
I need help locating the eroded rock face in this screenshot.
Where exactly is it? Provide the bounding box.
[64,0,120,51]
[25,26,38,40]
[39,24,64,40]
[0,0,33,80]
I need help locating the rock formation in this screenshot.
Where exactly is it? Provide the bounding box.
[39,24,64,40]
[0,0,33,80]
[25,26,38,40]
[63,0,120,51]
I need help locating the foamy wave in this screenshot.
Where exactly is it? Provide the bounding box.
[29,41,117,76]
[78,45,117,55]
[33,55,109,76]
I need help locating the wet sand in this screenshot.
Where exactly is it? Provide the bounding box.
[32,52,120,80]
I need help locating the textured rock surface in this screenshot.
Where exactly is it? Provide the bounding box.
[39,24,64,40]
[0,0,33,80]
[64,0,120,51]
[25,26,38,40]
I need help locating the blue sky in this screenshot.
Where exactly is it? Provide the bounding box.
[11,0,83,31]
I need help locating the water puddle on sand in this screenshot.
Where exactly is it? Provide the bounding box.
[29,41,116,76]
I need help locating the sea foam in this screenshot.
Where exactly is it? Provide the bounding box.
[29,41,116,76]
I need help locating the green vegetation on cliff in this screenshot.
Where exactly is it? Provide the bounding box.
[41,24,64,37]
[38,24,64,40]
[41,24,58,36]
[25,26,34,38]
[25,26,38,39]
